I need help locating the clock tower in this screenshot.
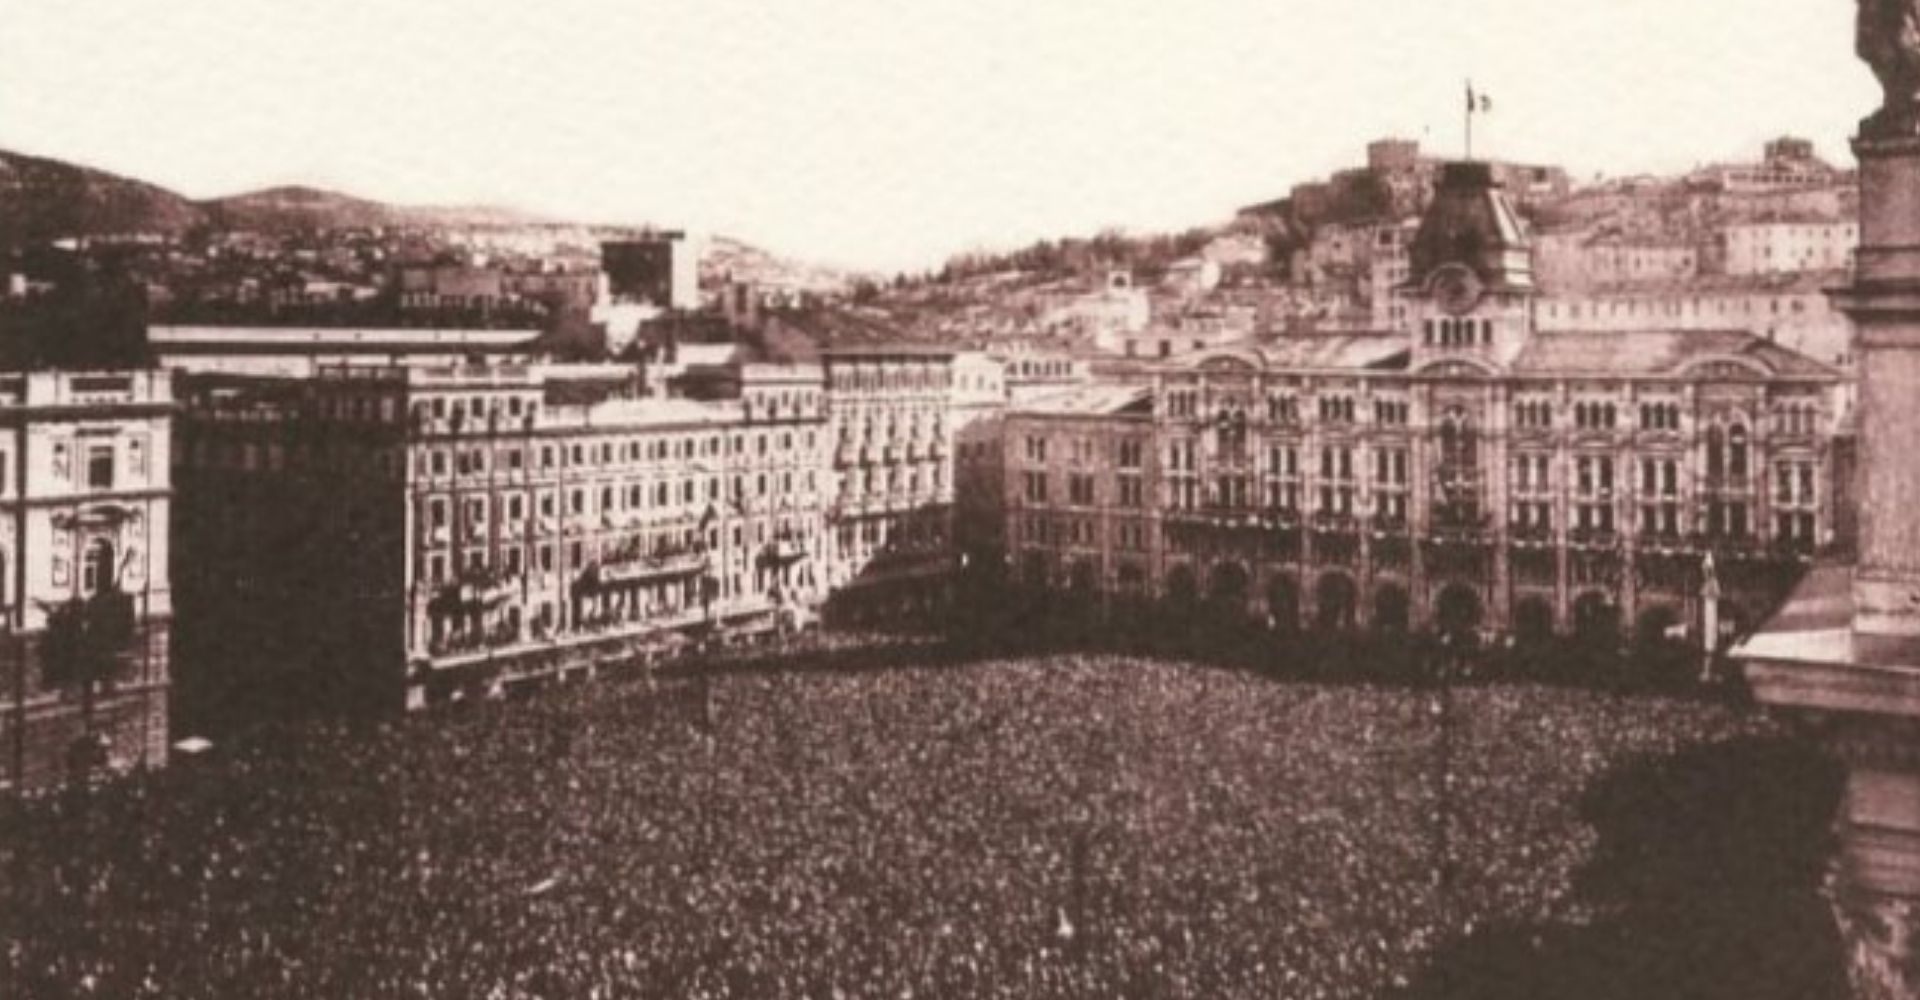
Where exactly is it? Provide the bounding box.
[1403,161,1536,369]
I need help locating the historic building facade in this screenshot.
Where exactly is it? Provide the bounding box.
[175,359,832,716]
[819,347,959,622]
[1006,163,1849,647]
[0,370,172,791]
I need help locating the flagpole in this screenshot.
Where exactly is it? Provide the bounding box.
[1465,79,1474,162]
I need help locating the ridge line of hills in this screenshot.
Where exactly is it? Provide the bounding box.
[0,148,582,241]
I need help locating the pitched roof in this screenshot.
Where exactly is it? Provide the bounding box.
[1510,328,1837,378]
[1214,335,1410,371]
[1014,384,1152,417]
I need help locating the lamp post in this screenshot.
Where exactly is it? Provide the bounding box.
[7,612,18,798]
[1699,551,1720,684]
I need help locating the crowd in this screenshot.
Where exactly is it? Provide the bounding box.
[1,652,1776,999]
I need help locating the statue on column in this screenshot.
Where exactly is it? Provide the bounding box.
[1859,0,1920,135]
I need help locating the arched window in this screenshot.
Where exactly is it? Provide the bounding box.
[1729,425,1749,478]
[1438,410,1476,469]
[1706,425,1725,480]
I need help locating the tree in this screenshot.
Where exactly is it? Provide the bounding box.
[42,585,136,783]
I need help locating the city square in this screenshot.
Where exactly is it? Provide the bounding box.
[5,0,1920,996]
[0,647,1842,998]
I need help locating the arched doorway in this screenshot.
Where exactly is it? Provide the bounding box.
[1572,591,1620,649]
[1068,559,1098,594]
[1020,552,1049,589]
[1266,575,1299,632]
[83,538,116,594]
[1374,583,1410,632]
[1434,583,1482,645]
[1207,562,1251,617]
[1513,596,1555,646]
[1635,604,1683,648]
[1314,572,1357,631]
[1164,564,1198,608]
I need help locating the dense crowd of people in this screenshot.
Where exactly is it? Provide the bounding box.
[2,652,1776,998]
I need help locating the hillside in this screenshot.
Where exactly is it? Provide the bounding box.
[0,148,841,293]
[202,186,555,233]
[0,149,205,244]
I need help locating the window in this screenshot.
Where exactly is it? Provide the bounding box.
[82,539,115,595]
[87,445,114,490]
[1068,474,1095,506]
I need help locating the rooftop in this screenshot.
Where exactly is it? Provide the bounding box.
[1738,563,1920,719]
[1013,384,1152,418]
[1509,329,1838,379]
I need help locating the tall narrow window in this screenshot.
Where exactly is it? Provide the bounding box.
[87,446,114,490]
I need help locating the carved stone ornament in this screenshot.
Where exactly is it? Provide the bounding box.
[1860,0,1920,136]
[1829,876,1920,1000]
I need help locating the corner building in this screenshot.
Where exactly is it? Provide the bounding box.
[1006,163,1849,646]
[0,370,172,790]
[176,359,832,716]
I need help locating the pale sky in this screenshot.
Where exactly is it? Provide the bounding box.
[0,0,1876,272]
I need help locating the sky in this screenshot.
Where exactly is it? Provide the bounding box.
[0,0,1877,272]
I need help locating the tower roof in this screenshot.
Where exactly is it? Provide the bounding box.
[1407,162,1534,293]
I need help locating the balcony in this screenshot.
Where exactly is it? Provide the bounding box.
[1427,511,1491,545]
[1699,476,1754,497]
[1634,529,1692,555]
[1165,505,1263,530]
[1509,521,1555,547]
[1568,526,1620,550]
[1694,532,1766,561]
[1434,464,1481,493]
[429,572,520,614]
[1368,513,1409,538]
[761,536,809,567]
[1311,510,1359,534]
[591,548,708,586]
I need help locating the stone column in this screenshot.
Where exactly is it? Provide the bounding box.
[1786,16,1920,994]
[1838,133,1920,639]
[1827,718,1920,1000]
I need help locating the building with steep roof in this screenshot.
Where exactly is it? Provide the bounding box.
[1004,163,1849,645]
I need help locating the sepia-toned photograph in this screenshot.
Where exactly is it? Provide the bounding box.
[1,1,1916,996]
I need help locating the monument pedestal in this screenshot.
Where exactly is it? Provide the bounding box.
[1739,125,1920,998]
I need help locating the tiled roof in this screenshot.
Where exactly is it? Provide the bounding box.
[1510,329,1837,378]
[1013,384,1152,417]
[1557,269,1847,298]
[1237,335,1411,371]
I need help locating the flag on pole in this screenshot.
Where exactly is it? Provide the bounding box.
[1466,83,1492,114]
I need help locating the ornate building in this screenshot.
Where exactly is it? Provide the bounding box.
[1006,163,1848,645]
[819,347,959,622]
[0,370,172,791]
[175,359,832,717]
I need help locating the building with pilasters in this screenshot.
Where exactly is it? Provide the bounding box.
[0,370,172,791]
[819,347,959,623]
[1006,163,1848,647]
[175,359,830,717]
